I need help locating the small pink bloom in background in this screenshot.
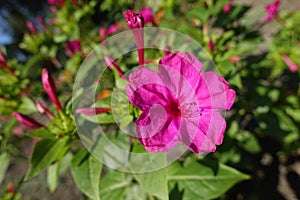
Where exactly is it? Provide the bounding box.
[281,55,298,73]
[139,7,156,26]
[13,126,24,136]
[107,23,119,35]
[264,0,280,22]
[26,21,38,35]
[223,3,232,13]
[36,101,54,117]
[47,0,64,6]
[13,112,43,129]
[124,10,145,66]
[228,56,241,63]
[65,40,84,57]
[42,68,63,111]
[76,107,111,116]
[208,39,214,53]
[126,52,236,153]
[99,27,107,42]
[7,183,14,194]
[104,56,125,78]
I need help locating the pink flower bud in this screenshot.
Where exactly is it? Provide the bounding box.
[107,24,119,35]
[99,27,107,42]
[13,112,43,129]
[7,183,14,194]
[208,39,214,53]
[36,101,54,117]
[104,56,125,78]
[139,7,156,26]
[264,0,280,22]
[124,10,144,29]
[65,40,82,57]
[76,107,111,116]
[281,55,298,73]
[222,3,231,13]
[42,68,62,111]
[228,56,240,63]
[0,51,15,76]
[26,21,38,35]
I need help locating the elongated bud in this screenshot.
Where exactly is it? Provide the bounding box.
[42,68,62,111]
[13,112,43,129]
[0,51,15,76]
[208,39,214,53]
[104,56,125,78]
[76,107,111,116]
[26,21,38,35]
[124,10,144,67]
[36,101,54,117]
[281,55,298,73]
[99,27,107,42]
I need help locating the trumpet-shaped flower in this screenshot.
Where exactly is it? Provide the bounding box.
[126,52,236,153]
[281,55,298,73]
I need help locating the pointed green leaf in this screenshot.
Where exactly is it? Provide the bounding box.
[0,152,10,184]
[167,159,249,200]
[99,170,131,200]
[25,136,70,180]
[47,162,60,192]
[71,149,102,200]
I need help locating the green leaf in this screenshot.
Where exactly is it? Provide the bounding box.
[100,170,131,200]
[17,97,37,114]
[25,136,70,180]
[71,149,102,200]
[27,127,56,139]
[133,167,168,200]
[130,143,168,200]
[0,152,10,184]
[47,162,60,193]
[167,158,249,200]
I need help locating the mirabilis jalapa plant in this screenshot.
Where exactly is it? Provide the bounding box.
[4,3,253,200]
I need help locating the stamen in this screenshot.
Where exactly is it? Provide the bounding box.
[179,102,202,118]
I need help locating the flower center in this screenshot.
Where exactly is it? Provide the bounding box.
[178,102,202,118]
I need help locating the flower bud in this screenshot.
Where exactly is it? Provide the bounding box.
[76,108,111,116]
[42,68,62,111]
[13,112,43,129]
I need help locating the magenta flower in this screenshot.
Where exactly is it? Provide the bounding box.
[264,0,280,22]
[222,3,231,14]
[107,23,119,35]
[42,68,62,111]
[124,10,144,66]
[36,16,46,31]
[36,101,54,117]
[13,112,43,129]
[139,7,156,26]
[104,56,125,78]
[26,21,38,35]
[281,55,298,73]
[126,52,236,153]
[76,108,111,116]
[65,40,82,57]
